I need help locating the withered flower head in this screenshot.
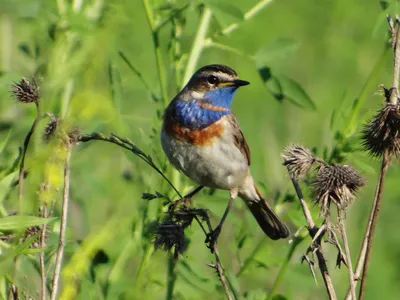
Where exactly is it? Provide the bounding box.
[67,126,81,145]
[362,103,400,157]
[282,144,317,179]
[43,114,60,141]
[154,220,186,259]
[11,78,39,104]
[22,225,42,248]
[312,164,365,217]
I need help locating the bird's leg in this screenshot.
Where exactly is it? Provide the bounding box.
[206,189,238,251]
[169,186,204,212]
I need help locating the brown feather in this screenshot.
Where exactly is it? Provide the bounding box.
[241,185,289,240]
[228,114,251,165]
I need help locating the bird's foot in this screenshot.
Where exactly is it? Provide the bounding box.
[205,226,221,253]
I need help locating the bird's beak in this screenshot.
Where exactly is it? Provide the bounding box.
[233,79,250,87]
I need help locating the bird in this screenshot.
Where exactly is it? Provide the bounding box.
[161,64,289,245]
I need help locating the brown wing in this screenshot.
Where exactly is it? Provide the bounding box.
[228,114,251,166]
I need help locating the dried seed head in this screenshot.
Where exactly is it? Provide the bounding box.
[43,114,60,142]
[43,114,81,146]
[67,126,81,145]
[154,220,186,259]
[312,164,365,217]
[282,144,317,179]
[22,225,42,248]
[362,103,400,157]
[11,78,39,104]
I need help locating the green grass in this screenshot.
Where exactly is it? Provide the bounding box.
[0,0,400,299]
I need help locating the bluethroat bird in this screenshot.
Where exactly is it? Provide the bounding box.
[161,64,289,245]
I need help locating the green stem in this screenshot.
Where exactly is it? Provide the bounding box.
[205,41,251,58]
[267,236,304,300]
[182,8,212,87]
[345,44,390,137]
[221,0,274,36]
[236,238,267,277]
[142,0,169,107]
[166,255,177,300]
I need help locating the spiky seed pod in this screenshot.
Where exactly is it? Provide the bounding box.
[11,78,39,104]
[282,144,317,179]
[362,103,400,157]
[154,220,186,259]
[312,164,365,217]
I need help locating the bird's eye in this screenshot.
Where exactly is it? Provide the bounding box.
[207,75,218,85]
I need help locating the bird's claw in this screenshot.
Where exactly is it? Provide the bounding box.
[205,227,221,252]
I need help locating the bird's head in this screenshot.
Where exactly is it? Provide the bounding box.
[167,65,250,129]
[182,64,250,109]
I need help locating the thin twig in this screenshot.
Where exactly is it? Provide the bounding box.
[356,16,400,299]
[288,172,337,300]
[39,204,48,300]
[337,208,356,300]
[50,144,72,300]
[390,16,400,105]
[358,153,389,300]
[203,215,233,300]
[18,107,40,207]
[79,133,232,298]
[142,0,169,107]
[78,133,180,197]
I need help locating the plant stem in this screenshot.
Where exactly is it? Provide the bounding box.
[18,104,40,210]
[166,255,177,300]
[287,172,337,300]
[40,205,48,300]
[337,208,356,300]
[79,133,181,197]
[345,45,390,137]
[182,8,212,86]
[358,153,389,300]
[142,0,169,107]
[390,17,400,105]
[267,236,304,299]
[50,144,72,300]
[203,212,233,300]
[221,0,273,36]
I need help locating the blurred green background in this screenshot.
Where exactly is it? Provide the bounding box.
[0,0,399,299]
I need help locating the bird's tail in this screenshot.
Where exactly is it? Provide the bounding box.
[239,184,289,240]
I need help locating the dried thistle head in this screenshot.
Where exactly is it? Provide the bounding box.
[282,144,317,179]
[312,164,364,217]
[11,78,39,104]
[154,220,186,259]
[362,103,400,157]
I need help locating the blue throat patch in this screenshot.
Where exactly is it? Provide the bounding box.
[172,86,237,129]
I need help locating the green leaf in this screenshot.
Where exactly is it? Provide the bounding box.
[0,129,12,155]
[0,215,55,231]
[275,75,316,110]
[258,67,316,110]
[205,0,243,21]
[254,39,300,65]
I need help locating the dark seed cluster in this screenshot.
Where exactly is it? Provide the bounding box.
[154,220,186,259]
[361,103,400,157]
[11,78,39,104]
[311,164,365,217]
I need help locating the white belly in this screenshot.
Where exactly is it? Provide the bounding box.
[161,125,248,190]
